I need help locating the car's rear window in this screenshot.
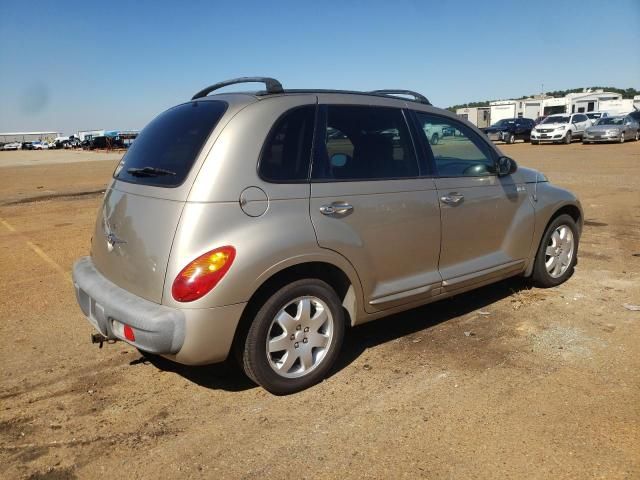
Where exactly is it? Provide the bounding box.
[115,100,227,187]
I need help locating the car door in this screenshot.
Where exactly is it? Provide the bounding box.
[309,101,442,313]
[573,114,587,135]
[412,111,535,293]
[513,119,525,139]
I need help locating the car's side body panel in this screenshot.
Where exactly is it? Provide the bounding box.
[434,174,535,292]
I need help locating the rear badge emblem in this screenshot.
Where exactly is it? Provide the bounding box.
[103,218,126,252]
[105,232,126,251]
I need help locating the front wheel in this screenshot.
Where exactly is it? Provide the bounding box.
[619,131,625,143]
[635,131,639,141]
[531,140,539,145]
[507,133,515,144]
[564,131,572,144]
[531,214,579,288]
[242,279,345,395]
[430,133,439,145]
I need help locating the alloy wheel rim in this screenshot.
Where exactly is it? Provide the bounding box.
[545,225,574,278]
[266,296,334,378]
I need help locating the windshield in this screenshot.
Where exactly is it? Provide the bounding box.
[491,119,516,127]
[542,116,570,124]
[115,101,227,187]
[596,117,624,126]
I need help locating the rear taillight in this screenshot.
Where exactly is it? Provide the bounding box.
[172,246,236,302]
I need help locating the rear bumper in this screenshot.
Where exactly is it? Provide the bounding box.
[73,256,246,365]
[73,256,186,354]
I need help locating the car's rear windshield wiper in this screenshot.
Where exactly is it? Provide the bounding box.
[126,166,177,177]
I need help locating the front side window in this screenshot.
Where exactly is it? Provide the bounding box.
[414,112,495,178]
[312,106,418,180]
[259,105,315,182]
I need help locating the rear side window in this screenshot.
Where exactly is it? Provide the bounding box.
[312,105,418,181]
[259,106,315,182]
[115,101,227,187]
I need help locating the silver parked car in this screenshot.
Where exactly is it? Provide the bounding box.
[583,115,640,143]
[73,77,583,394]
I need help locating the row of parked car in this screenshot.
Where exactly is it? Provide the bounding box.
[0,136,82,151]
[0,135,135,151]
[481,110,640,145]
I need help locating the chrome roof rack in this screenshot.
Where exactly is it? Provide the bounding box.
[192,77,284,100]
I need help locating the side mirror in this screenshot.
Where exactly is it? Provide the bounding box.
[496,156,517,176]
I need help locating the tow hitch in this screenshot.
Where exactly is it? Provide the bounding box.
[91,333,118,349]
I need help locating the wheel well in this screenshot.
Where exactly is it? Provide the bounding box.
[230,262,353,360]
[550,204,582,230]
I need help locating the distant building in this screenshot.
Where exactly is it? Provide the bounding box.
[488,89,624,123]
[455,107,491,128]
[77,129,139,144]
[598,98,635,115]
[0,131,61,143]
[77,130,105,141]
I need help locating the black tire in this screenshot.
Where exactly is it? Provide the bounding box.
[430,133,439,145]
[531,140,539,145]
[242,279,345,395]
[507,133,515,144]
[531,214,579,288]
[564,131,572,144]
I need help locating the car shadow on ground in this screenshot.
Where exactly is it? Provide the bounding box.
[140,277,532,393]
[330,277,531,378]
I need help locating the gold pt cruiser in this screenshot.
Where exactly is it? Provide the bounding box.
[73,77,583,394]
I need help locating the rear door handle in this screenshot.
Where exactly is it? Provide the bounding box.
[320,202,353,216]
[440,193,464,206]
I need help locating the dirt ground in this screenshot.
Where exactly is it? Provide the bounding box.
[1,143,639,479]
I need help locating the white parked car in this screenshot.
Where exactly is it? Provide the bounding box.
[585,112,608,126]
[1,142,22,151]
[422,122,447,145]
[32,142,49,150]
[530,113,590,144]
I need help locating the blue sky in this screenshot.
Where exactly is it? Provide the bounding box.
[1,0,638,134]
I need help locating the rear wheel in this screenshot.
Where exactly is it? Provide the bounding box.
[532,214,579,288]
[430,133,439,145]
[531,140,539,145]
[242,279,345,395]
[635,131,639,141]
[564,131,572,144]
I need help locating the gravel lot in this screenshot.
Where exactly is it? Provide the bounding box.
[1,143,639,479]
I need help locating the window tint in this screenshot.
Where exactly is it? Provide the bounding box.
[115,101,227,187]
[414,113,495,178]
[312,106,418,180]
[259,106,315,182]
